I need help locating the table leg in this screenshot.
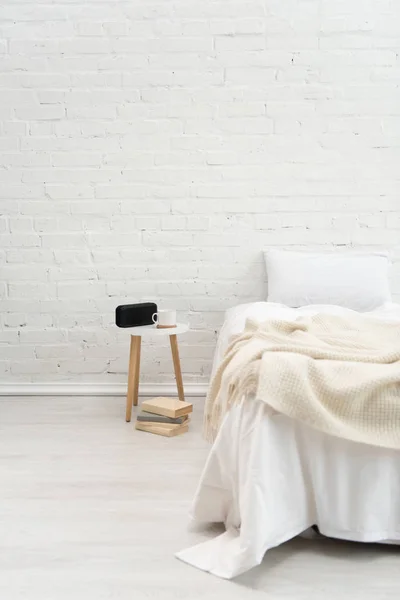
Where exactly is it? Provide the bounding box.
[126,336,141,422]
[169,334,185,401]
[133,337,141,407]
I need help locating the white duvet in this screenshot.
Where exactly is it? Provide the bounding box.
[177,302,400,579]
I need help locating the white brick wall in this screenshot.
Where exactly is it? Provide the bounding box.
[1,0,400,386]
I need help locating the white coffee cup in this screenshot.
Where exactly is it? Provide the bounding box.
[152,309,177,329]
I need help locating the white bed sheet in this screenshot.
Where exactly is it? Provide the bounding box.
[177,302,400,579]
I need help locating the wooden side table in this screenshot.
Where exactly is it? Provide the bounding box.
[125,323,189,422]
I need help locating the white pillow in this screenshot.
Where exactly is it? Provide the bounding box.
[264,249,391,312]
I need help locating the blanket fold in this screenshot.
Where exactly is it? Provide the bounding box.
[204,313,400,449]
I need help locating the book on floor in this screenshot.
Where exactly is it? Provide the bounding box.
[141,397,193,419]
[137,420,185,431]
[136,410,189,425]
[135,421,189,438]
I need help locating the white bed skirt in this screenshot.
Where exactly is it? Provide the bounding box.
[177,399,400,579]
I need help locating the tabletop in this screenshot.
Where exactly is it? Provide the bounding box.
[126,323,189,337]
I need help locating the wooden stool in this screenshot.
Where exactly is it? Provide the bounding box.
[125,323,189,422]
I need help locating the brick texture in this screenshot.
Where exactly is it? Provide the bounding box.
[1,0,400,384]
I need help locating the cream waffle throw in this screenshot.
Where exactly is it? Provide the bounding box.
[204,314,400,449]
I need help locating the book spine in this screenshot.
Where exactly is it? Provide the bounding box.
[140,405,173,418]
[137,413,186,424]
[135,423,189,437]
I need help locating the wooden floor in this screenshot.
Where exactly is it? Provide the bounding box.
[1,396,399,599]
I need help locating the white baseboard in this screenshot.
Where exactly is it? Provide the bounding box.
[0,382,208,397]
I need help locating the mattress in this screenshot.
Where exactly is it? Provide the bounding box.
[177,302,400,578]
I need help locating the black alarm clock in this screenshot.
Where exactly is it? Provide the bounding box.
[115,302,157,328]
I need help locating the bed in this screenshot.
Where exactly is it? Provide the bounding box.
[176,301,400,579]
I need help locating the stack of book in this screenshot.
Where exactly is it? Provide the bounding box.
[135,397,193,437]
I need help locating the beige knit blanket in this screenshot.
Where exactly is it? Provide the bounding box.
[204,313,400,449]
